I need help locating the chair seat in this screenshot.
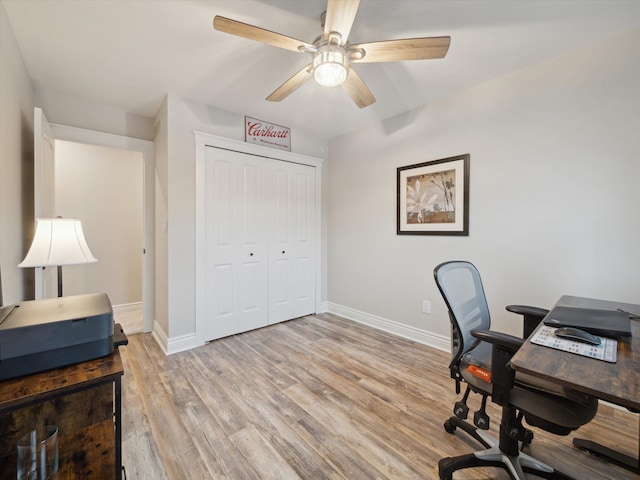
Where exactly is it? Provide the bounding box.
[461,342,598,432]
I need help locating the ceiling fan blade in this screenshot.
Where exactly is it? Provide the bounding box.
[213,16,314,53]
[341,66,375,109]
[324,0,360,42]
[266,64,313,102]
[351,36,451,63]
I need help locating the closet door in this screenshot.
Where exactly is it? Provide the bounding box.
[203,146,316,341]
[269,161,316,323]
[204,147,269,341]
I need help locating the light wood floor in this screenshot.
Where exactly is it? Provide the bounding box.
[119,313,639,479]
[114,303,143,335]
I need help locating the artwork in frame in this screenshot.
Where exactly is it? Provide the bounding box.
[397,154,469,235]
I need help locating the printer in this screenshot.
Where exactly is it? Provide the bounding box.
[0,293,126,381]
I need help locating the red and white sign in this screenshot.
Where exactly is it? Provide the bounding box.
[245,116,291,152]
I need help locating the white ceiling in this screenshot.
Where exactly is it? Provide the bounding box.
[4,0,640,140]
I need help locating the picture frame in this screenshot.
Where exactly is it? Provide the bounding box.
[397,154,470,236]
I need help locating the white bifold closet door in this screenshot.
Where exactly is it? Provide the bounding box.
[204,146,316,342]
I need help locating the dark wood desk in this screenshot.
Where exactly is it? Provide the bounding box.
[0,350,124,479]
[511,295,639,473]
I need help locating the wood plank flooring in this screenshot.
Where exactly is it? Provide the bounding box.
[120,313,639,479]
[114,303,143,335]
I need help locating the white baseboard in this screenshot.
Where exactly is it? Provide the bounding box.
[167,333,198,355]
[151,321,168,354]
[112,301,143,312]
[326,302,450,353]
[153,304,449,356]
[150,321,198,355]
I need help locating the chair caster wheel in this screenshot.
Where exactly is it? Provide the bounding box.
[523,429,534,446]
[444,419,456,434]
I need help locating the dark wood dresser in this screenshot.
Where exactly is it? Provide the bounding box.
[0,350,124,479]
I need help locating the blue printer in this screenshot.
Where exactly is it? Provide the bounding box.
[0,293,124,381]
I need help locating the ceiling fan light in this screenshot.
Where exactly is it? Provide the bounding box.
[313,46,348,87]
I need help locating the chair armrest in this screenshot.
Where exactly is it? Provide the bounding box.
[506,304,550,338]
[470,329,524,405]
[506,305,549,318]
[471,329,523,355]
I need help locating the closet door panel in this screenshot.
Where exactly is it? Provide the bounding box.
[205,156,239,340]
[294,257,310,301]
[269,167,294,323]
[213,160,234,247]
[205,148,271,340]
[211,264,236,336]
[273,170,290,244]
[269,163,316,323]
[237,162,268,332]
[273,257,290,300]
[291,165,316,318]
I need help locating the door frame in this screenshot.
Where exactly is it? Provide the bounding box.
[51,124,155,333]
[33,108,57,299]
[194,132,324,347]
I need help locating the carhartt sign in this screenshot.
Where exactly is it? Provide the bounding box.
[245,116,291,151]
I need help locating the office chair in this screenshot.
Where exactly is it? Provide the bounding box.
[433,261,598,480]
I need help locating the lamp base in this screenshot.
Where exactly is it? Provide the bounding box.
[57,265,63,297]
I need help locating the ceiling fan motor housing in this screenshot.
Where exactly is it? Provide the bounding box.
[312,33,349,86]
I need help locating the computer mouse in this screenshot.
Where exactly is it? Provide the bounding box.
[554,327,601,345]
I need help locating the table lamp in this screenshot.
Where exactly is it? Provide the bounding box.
[19,218,97,297]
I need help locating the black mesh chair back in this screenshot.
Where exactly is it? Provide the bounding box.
[434,261,490,372]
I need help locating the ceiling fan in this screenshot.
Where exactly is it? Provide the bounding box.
[213,0,450,108]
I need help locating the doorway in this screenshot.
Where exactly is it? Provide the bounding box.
[55,140,144,333]
[50,123,155,334]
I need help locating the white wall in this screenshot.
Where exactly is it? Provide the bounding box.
[157,95,328,345]
[0,3,34,304]
[35,89,154,142]
[55,140,143,305]
[327,27,640,344]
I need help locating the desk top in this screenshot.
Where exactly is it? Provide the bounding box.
[511,295,639,411]
[0,349,123,412]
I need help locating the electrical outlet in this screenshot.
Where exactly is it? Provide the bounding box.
[422,300,432,314]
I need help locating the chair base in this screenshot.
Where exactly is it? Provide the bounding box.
[439,430,575,480]
[443,415,492,449]
[443,415,533,451]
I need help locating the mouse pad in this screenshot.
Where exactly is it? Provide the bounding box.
[531,325,617,363]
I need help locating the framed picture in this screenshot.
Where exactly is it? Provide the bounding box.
[397,154,469,235]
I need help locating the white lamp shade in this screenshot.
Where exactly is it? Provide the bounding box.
[19,218,97,268]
